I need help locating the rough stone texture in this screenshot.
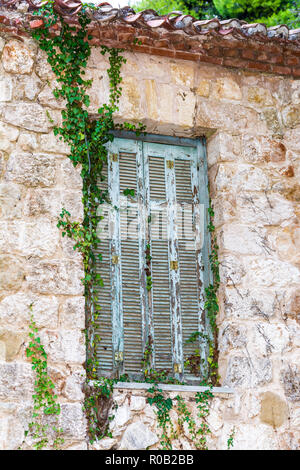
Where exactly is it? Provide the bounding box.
[2,40,34,75]
[119,422,159,450]
[0,34,299,450]
[260,392,288,428]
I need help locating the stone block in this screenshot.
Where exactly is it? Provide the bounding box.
[27,259,84,295]
[212,78,242,101]
[282,105,300,128]
[251,323,290,355]
[246,257,300,288]
[3,103,51,133]
[245,86,273,106]
[222,286,285,321]
[0,363,34,401]
[40,133,69,154]
[280,364,300,402]
[63,367,85,402]
[0,255,25,292]
[0,121,19,152]
[23,188,61,219]
[117,76,143,121]
[90,437,117,450]
[17,133,38,152]
[0,183,22,219]
[261,108,282,134]
[145,79,158,121]
[35,49,56,81]
[175,89,196,127]
[130,396,146,411]
[212,193,237,226]
[59,297,85,330]
[234,165,269,191]
[40,329,85,364]
[211,164,269,194]
[6,152,57,187]
[157,83,174,124]
[0,330,25,361]
[236,192,294,225]
[59,403,87,440]
[219,254,246,286]
[21,219,60,257]
[38,83,66,109]
[224,355,272,388]
[0,292,58,330]
[219,422,276,450]
[207,132,241,167]
[13,73,42,101]
[273,226,300,264]
[242,135,286,163]
[2,40,34,74]
[196,79,210,97]
[119,422,159,450]
[85,70,109,114]
[0,76,13,102]
[219,323,247,353]
[60,159,82,190]
[110,404,131,433]
[221,224,271,255]
[170,63,194,87]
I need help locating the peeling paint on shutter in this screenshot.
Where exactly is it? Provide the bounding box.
[119,151,143,374]
[174,159,200,374]
[95,239,113,374]
[147,151,172,372]
[95,136,208,381]
[95,164,113,374]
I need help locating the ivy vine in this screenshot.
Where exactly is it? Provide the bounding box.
[20,305,63,450]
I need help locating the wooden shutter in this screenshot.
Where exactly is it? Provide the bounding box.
[147,152,171,373]
[95,137,208,381]
[95,165,113,374]
[119,149,143,375]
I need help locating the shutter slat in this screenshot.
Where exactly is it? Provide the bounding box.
[147,152,172,373]
[95,138,208,382]
[165,150,184,381]
[119,151,144,374]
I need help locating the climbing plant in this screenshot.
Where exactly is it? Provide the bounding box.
[28,0,144,445]
[26,0,223,449]
[21,305,63,450]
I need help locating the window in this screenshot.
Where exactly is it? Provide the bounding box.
[95,134,210,383]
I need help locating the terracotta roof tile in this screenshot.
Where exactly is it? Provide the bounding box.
[0,0,299,40]
[0,1,299,77]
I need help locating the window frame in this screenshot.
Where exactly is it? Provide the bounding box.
[96,132,212,384]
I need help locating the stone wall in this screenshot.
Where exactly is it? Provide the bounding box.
[0,31,299,450]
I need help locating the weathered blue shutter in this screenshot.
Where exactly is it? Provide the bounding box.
[95,137,207,381]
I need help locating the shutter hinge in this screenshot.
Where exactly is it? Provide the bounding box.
[174,363,182,374]
[170,260,178,271]
[112,255,119,264]
[110,153,118,162]
[114,351,123,362]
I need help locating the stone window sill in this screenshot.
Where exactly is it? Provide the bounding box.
[113,381,234,396]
